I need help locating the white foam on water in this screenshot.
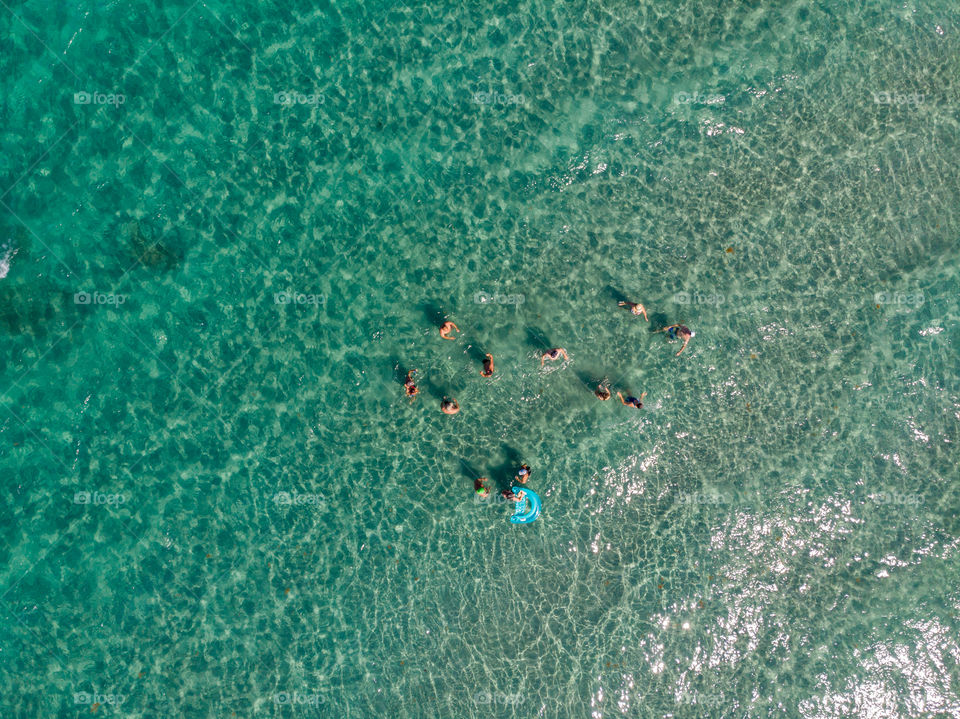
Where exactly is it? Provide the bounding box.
[0,244,18,279]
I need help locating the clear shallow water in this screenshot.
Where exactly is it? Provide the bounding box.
[2,0,960,717]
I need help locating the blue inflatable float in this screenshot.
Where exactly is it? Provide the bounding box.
[510,487,541,524]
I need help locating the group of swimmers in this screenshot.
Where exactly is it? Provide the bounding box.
[402,301,695,414]
[400,300,694,506]
[618,301,695,355]
[473,463,531,501]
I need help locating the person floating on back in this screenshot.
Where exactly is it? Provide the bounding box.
[441,397,460,414]
[595,382,612,400]
[618,391,646,409]
[404,369,419,400]
[501,487,523,501]
[658,324,694,356]
[540,347,569,367]
[515,464,531,484]
[480,353,495,377]
[618,301,648,321]
[439,321,460,340]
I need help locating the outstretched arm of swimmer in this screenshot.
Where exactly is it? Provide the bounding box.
[559,349,569,360]
[676,338,689,356]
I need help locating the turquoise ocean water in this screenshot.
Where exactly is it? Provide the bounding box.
[2,0,960,716]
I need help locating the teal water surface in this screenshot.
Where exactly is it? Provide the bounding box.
[2,0,960,717]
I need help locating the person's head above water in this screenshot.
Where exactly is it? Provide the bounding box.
[515,464,531,483]
[440,397,460,414]
[540,347,569,366]
[480,353,494,376]
[404,369,418,396]
[439,321,460,339]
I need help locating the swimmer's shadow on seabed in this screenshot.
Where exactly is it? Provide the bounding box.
[573,369,609,395]
[605,284,630,305]
[524,326,554,353]
[419,300,449,329]
[490,445,524,492]
[464,342,488,365]
[648,312,671,333]
[458,445,523,493]
[458,458,482,484]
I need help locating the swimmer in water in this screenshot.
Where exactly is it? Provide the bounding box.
[659,324,694,355]
[540,347,569,367]
[474,478,491,499]
[515,464,531,484]
[439,321,460,340]
[403,369,419,399]
[480,353,495,377]
[595,382,612,400]
[618,301,649,321]
[617,391,646,409]
[502,487,524,502]
[440,397,460,414]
